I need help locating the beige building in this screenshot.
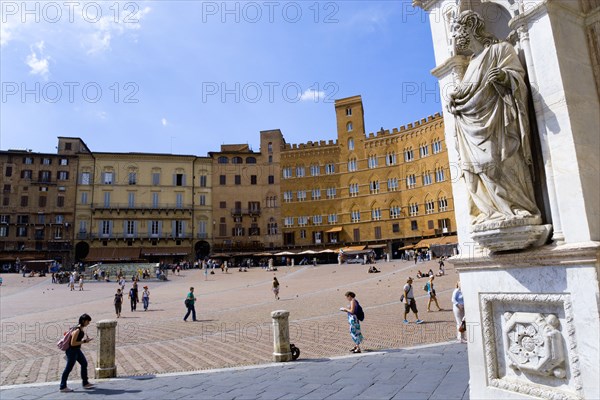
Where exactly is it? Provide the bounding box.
[58,137,213,263]
[280,95,456,256]
[0,147,79,268]
[209,130,284,252]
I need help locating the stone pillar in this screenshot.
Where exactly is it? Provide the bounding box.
[271,310,292,362]
[95,320,117,378]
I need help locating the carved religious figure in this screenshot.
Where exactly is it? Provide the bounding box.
[448,10,541,231]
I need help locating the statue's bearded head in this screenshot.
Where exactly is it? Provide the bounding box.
[452,22,471,51]
[452,10,498,51]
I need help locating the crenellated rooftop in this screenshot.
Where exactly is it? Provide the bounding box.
[283,139,339,151]
[365,112,442,140]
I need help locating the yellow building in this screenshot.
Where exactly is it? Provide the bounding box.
[280,95,456,256]
[59,138,213,263]
[209,130,284,252]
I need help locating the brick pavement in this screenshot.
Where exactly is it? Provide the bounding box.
[0,260,463,386]
[0,342,469,399]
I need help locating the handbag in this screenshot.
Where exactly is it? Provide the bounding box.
[459,318,466,333]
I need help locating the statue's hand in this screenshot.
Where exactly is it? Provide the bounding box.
[487,68,507,86]
[447,96,458,115]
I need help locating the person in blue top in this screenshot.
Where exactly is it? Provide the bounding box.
[340,291,363,353]
[184,287,197,322]
[452,281,466,343]
[426,275,443,312]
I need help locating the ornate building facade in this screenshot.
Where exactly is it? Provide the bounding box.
[1,95,456,266]
[0,147,79,267]
[280,95,456,255]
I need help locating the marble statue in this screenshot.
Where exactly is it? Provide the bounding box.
[447,10,541,232]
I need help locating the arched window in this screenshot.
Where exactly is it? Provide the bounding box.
[217,156,229,164]
[268,142,273,153]
[246,157,257,164]
[232,156,243,164]
[348,138,354,151]
[347,122,353,132]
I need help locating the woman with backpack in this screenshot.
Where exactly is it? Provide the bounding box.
[426,275,443,312]
[59,313,95,392]
[339,291,364,353]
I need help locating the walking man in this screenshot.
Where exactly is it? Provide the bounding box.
[403,277,423,324]
[184,287,197,321]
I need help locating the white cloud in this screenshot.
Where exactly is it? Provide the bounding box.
[0,22,13,47]
[161,118,168,126]
[83,5,152,54]
[300,89,326,102]
[25,41,50,79]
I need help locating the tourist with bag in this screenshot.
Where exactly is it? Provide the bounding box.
[339,291,364,353]
[426,275,443,312]
[184,287,197,321]
[403,277,424,324]
[452,281,467,343]
[58,313,95,392]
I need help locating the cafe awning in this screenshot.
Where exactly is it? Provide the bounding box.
[397,245,415,250]
[437,235,458,245]
[414,238,441,249]
[340,245,365,252]
[368,244,387,249]
[325,226,342,233]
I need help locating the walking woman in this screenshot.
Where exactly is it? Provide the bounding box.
[452,281,467,343]
[114,288,123,318]
[339,291,364,353]
[59,313,95,392]
[426,275,443,312]
[272,277,280,300]
[142,286,150,311]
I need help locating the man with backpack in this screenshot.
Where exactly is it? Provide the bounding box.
[402,277,424,324]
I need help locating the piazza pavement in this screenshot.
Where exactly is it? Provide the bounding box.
[0,259,470,399]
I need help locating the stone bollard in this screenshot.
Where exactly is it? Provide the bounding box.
[95,320,117,378]
[271,310,292,362]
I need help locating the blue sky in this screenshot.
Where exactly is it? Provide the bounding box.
[1,1,441,155]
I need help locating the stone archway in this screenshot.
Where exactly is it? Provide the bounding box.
[194,241,210,259]
[75,242,90,262]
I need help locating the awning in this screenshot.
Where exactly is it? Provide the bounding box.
[318,249,337,254]
[254,252,273,257]
[340,245,365,252]
[23,259,55,263]
[141,247,189,256]
[368,244,387,249]
[397,245,415,250]
[84,248,141,261]
[436,235,458,245]
[274,251,296,256]
[414,238,440,249]
[325,227,342,233]
[298,250,316,254]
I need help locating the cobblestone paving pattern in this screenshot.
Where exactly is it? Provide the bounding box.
[0,260,463,386]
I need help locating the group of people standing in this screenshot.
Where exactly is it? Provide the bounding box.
[113,281,150,318]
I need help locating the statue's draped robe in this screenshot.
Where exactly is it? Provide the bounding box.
[452,41,540,227]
